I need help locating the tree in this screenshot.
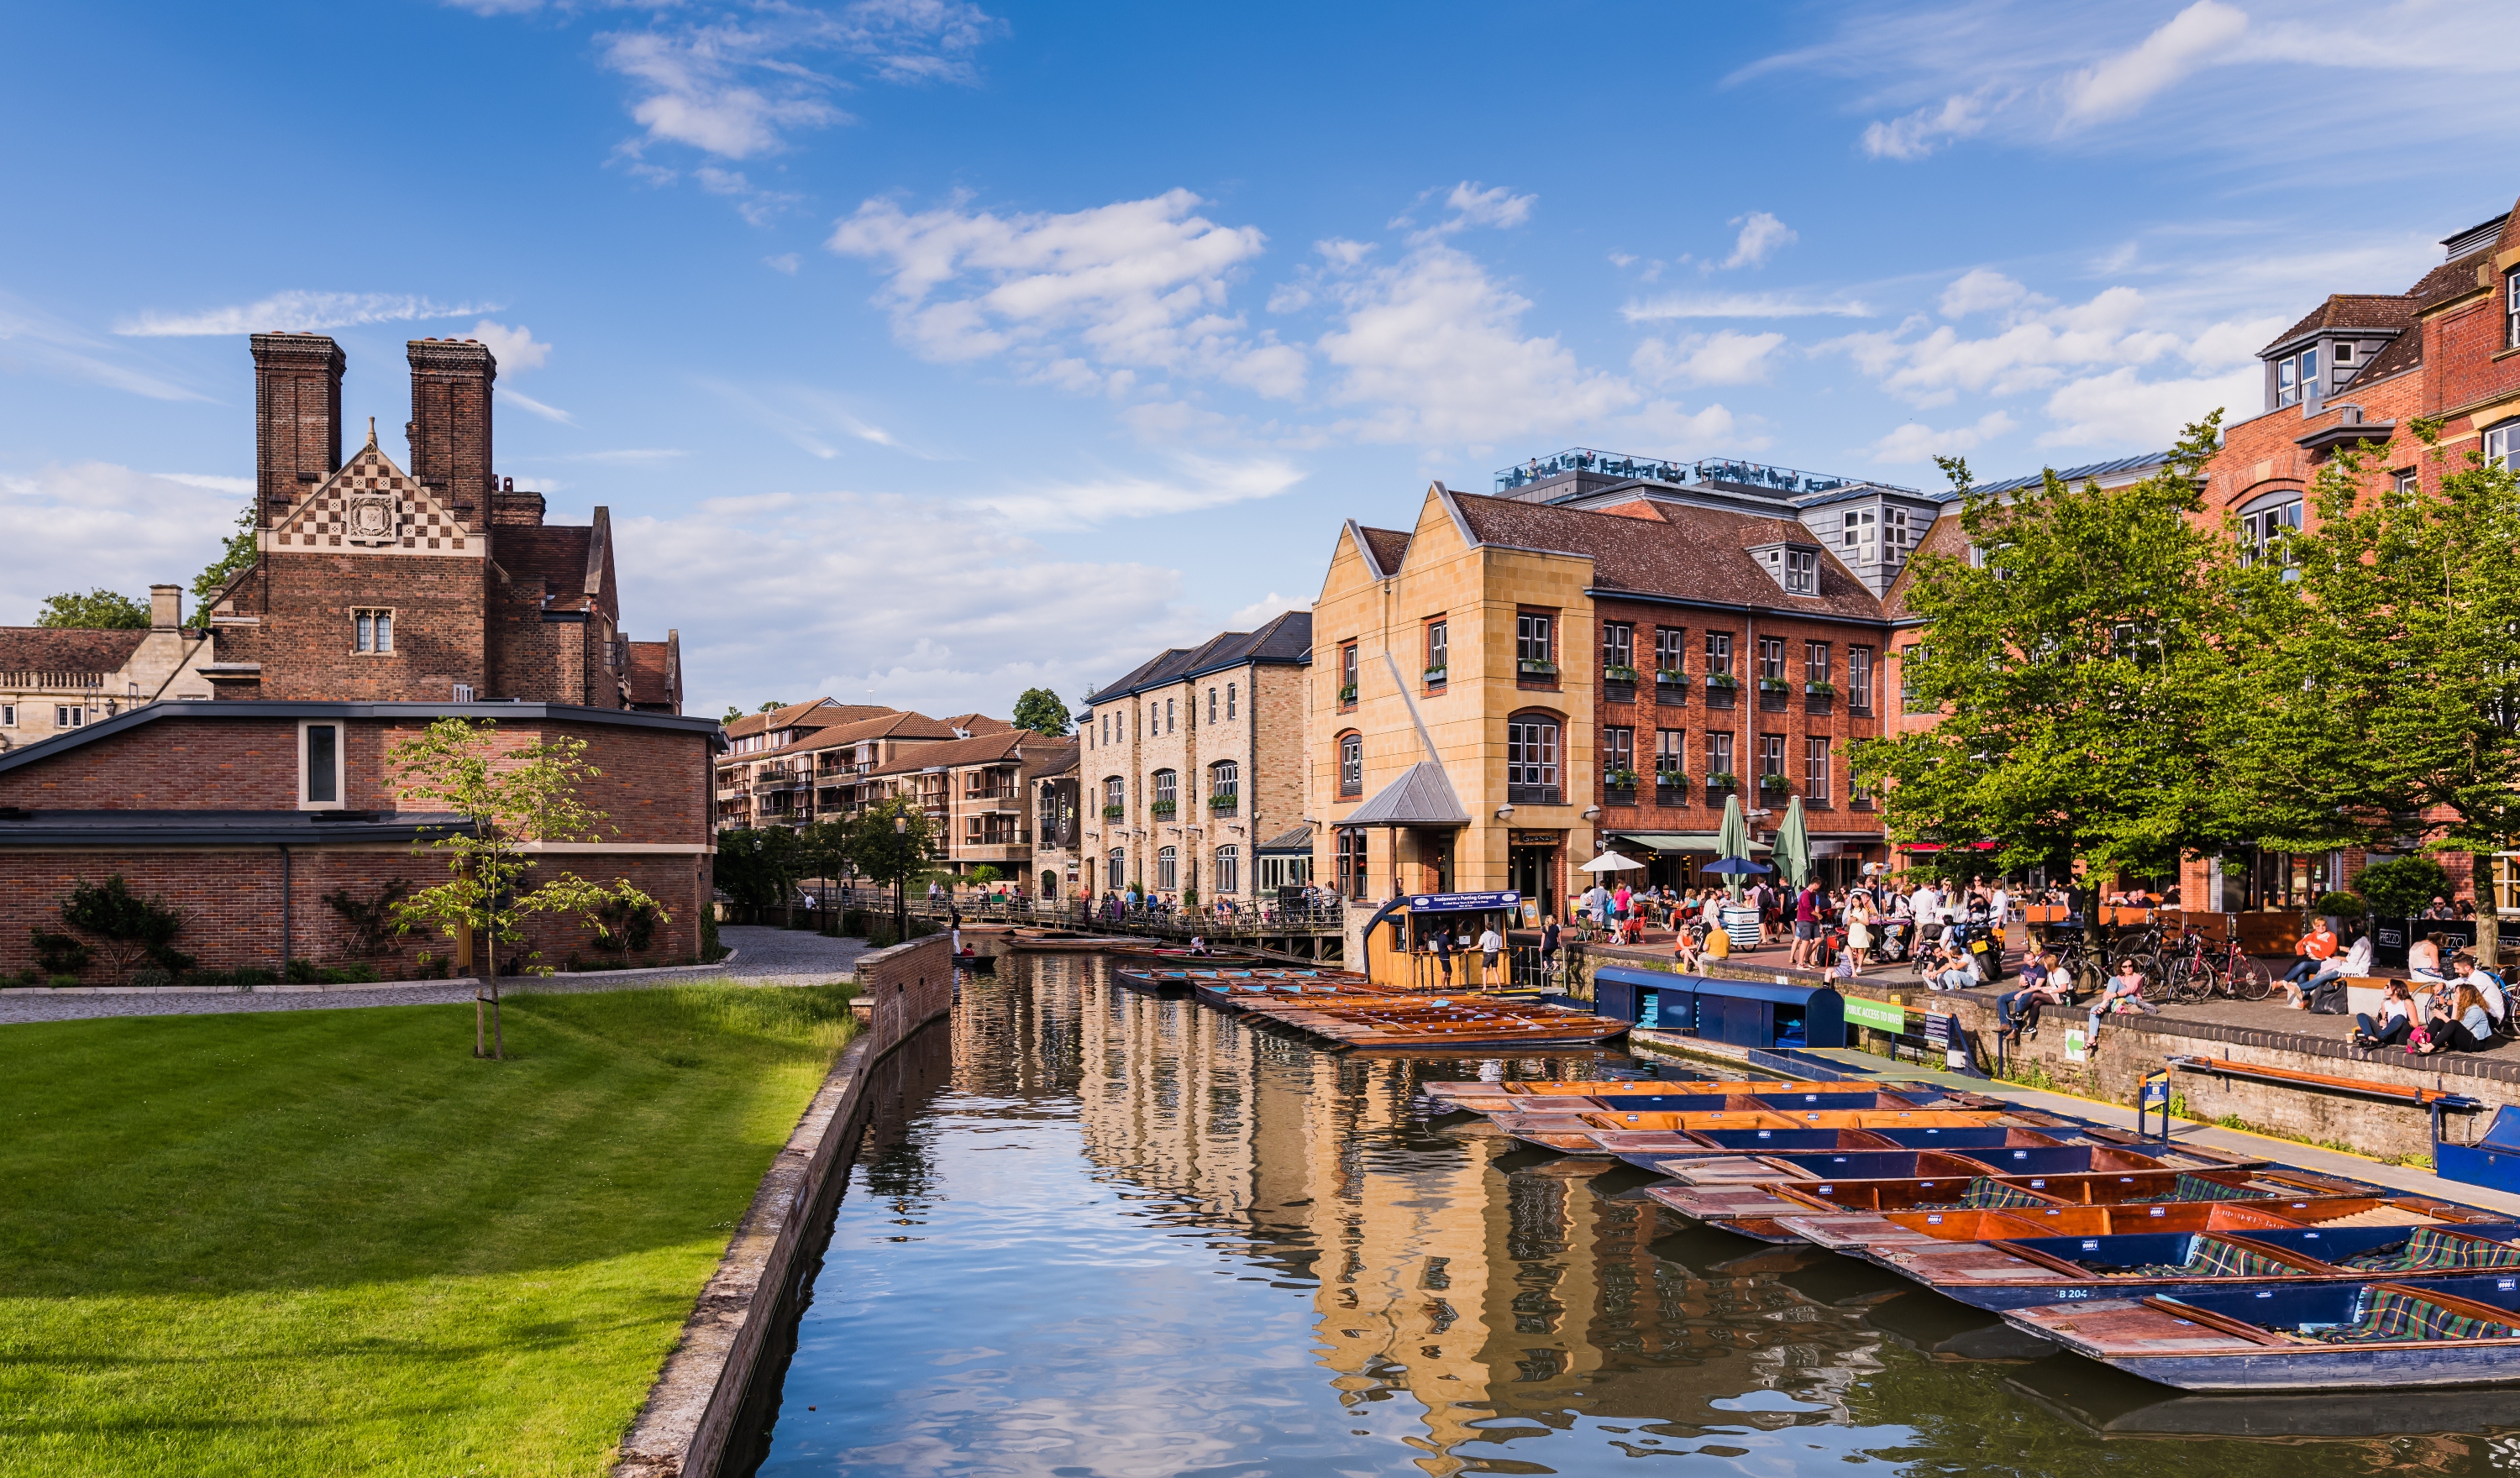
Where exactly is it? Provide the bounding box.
[713,825,803,915]
[757,700,787,713]
[1011,687,1072,736]
[1851,419,2242,910]
[848,795,939,935]
[56,876,192,983]
[190,503,258,626]
[797,820,854,914]
[721,705,743,725]
[387,716,664,1059]
[35,589,148,629]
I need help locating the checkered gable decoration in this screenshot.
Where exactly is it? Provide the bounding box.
[269,440,474,556]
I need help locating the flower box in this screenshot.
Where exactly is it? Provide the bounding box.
[1337,684,1357,705]
[1517,658,1559,679]
[1149,801,1177,819]
[1101,805,1124,820]
[1423,666,1447,686]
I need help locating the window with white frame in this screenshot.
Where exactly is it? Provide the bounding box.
[1805,736,1831,802]
[1226,682,1236,719]
[2508,267,2520,349]
[2394,468,2419,496]
[2486,421,2520,474]
[2276,354,2299,407]
[299,720,343,809]
[1210,759,1238,805]
[2240,495,2304,566]
[1108,850,1125,890]
[1884,506,1912,563]
[1705,731,1732,781]
[1848,647,1873,712]
[1515,612,1553,668]
[354,609,393,653]
[1704,631,1733,676]
[0,704,13,726]
[1215,845,1239,895]
[1156,846,1179,891]
[1506,715,1559,790]
[1338,732,1363,795]
[55,705,83,728]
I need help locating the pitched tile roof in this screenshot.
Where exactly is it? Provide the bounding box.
[722,699,895,740]
[0,627,150,673]
[1882,508,1975,623]
[1357,526,1412,576]
[784,710,958,753]
[2262,292,2417,353]
[863,728,1073,778]
[1446,490,1886,620]
[938,712,1015,736]
[1088,610,1313,702]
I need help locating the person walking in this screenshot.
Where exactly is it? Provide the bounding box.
[1540,915,1562,982]
[1478,920,1504,988]
[1791,882,1822,968]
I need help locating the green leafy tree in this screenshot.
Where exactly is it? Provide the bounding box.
[713,825,804,915]
[34,589,148,629]
[2352,856,2455,919]
[387,716,664,1059]
[758,700,787,713]
[848,795,939,930]
[1851,418,2240,911]
[797,819,854,912]
[1011,687,1072,736]
[56,876,192,983]
[190,503,258,626]
[721,706,743,725]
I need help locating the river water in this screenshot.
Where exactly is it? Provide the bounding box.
[749,954,2520,1476]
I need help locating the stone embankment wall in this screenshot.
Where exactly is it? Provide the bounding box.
[614,933,953,1478]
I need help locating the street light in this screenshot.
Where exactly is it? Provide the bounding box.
[893,812,909,943]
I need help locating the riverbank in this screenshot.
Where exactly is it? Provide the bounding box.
[0,983,857,1477]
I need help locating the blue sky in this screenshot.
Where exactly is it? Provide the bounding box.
[4,1,2516,721]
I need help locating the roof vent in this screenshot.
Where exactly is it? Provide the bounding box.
[2442,212,2511,259]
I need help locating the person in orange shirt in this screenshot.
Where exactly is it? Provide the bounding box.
[2278,917,2339,1007]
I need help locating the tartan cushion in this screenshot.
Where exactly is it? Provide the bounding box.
[2343,1226,2520,1273]
[2124,1236,2290,1280]
[1960,1177,2051,1210]
[2315,1287,2515,1344]
[2131,1173,2265,1205]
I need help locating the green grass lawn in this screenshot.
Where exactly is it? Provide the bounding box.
[0,983,857,1477]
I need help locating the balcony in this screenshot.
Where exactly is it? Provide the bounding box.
[752,770,809,794]
[1506,784,1562,805]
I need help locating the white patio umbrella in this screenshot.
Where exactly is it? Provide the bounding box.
[1579,851,1645,873]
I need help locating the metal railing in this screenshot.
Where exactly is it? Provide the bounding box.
[1492,448,1916,498]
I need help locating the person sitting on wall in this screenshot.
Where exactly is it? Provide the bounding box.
[1996,951,2071,1037]
[1674,919,1708,971]
[2416,983,2496,1055]
[2353,980,2419,1051]
[1700,919,1732,962]
[2295,926,2373,1013]
[2452,951,2507,1031]
[2409,931,2449,983]
[1926,942,1979,993]
[2278,918,2341,1004]
[2088,958,2160,1035]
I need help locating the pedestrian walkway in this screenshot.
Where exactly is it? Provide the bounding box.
[0,925,869,1026]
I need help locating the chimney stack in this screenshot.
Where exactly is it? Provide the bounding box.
[490,474,546,527]
[250,333,344,529]
[150,584,181,631]
[406,338,496,527]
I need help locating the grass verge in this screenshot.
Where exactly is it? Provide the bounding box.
[0,982,856,1477]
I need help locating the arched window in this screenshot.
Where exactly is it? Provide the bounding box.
[1215,845,1240,895]
[1337,731,1363,797]
[1040,868,1058,899]
[1107,849,1126,890]
[1506,711,1562,803]
[1226,682,1237,719]
[1208,687,1217,724]
[1157,846,1179,890]
[1151,768,1178,817]
[1102,775,1124,818]
[1166,697,1175,731]
[2238,488,2303,568]
[1210,759,1239,815]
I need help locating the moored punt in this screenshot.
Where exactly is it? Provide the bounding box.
[1861,1221,2520,1313]
[1010,934,1141,952]
[1263,998,1630,1052]
[1778,1192,2500,1252]
[1650,1171,2374,1245]
[1121,966,1374,998]
[2003,1275,2520,1390]
[1424,1078,1893,1101]
[1649,1145,2175,1188]
[1494,1107,2029,1156]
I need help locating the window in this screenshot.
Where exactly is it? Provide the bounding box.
[1848,647,1873,713]
[1226,683,1236,719]
[1705,731,1733,781]
[1166,698,1175,732]
[1425,618,1448,682]
[452,682,474,703]
[1506,715,1560,794]
[1602,725,1634,780]
[1152,769,1178,811]
[1260,852,1312,891]
[1805,736,1831,802]
[1602,621,1634,673]
[1757,637,1786,682]
[354,608,393,653]
[1210,759,1238,808]
[1841,507,1875,558]
[2487,421,2520,473]
[1336,829,1368,899]
[1516,612,1554,668]
[1851,757,1872,803]
[1654,626,1686,674]
[2334,341,2355,366]
[1104,775,1125,814]
[55,705,83,728]
[1338,732,1363,796]
[1760,733,1786,782]
[1215,845,1240,896]
[2394,468,2419,496]
[966,815,1016,846]
[1108,850,1126,890]
[1655,728,1685,779]
[1341,642,1359,704]
[1884,506,1912,564]
[1704,632,1733,676]
[2239,496,2304,566]
[1157,846,1179,890]
[2276,354,2299,407]
[1804,641,1830,687]
[1784,548,1818,595]
[300,720,343,809]
[2508,267,2520,349]
[1208,688,1217,724]
[1900,646,1924,712]
[0,705,13,726]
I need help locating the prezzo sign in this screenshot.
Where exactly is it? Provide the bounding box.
[1407,891,1522,913]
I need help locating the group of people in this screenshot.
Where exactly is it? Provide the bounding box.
[2350,946,2510,1055]
[1415,920,1509,988]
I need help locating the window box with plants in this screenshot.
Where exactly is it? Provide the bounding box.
[1337,684,1357,705]
[1148,800,1177,820]
[1757,676,1789,710]
[1804,679,1835,715]
[1423,665,1447,688]
[1517,658,1559,682]
[1654,769,1688,797]
[1704,771,1738,800]
[1101,804,1124,820]
[1602,768,1640,804]
[1655,668,1687,702]
[1601,663,1639,700]
[1208,793,1238,815]
[1757,773,1792,794]
[1704,673,1737,708]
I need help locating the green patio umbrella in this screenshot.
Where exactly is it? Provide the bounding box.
[1774,795,1813,891]
[1715,793,1751,902]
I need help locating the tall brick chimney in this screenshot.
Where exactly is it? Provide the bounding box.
[407,338,496,527]
[250,333,344,529]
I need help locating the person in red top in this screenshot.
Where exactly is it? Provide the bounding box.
[2278,918,2339,1007]
[1790,882,1823,968]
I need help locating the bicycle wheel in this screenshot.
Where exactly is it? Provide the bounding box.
[2135,955,2177,1003]
[2224,951,2274,1001]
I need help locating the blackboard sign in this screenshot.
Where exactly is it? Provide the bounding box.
[2373,917,2475,970]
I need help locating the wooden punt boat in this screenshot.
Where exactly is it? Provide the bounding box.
[1651,1145,2176,1188]
[1120,966,1373,996]
[1260,997,1630,1051]
[1011,933,1139,952]
[2003,1274,2520,1390]
[1777,1191,2502,1252]
[1648,1170,2365,1244]
[1424,1077,1894,1101]
[1495,1107,2023,1156]
[1861,1220,2520,1313]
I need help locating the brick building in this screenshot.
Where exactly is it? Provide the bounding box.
[1313,458,1949,919]
[2170,198,2520,914]
[1078,611,1311,908]
[0,333,715,979]
[856,727,1077,888]
[0,584,216,750]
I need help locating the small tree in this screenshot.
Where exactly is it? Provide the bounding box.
[190,503,258,626]
[35,589,148,629]
[2352,857,2456,920]
[797,819,854,915]
[715,825,804,917]
[1011,687,1072,736]
[388,717,664,1059]
[55,877,191,983]
[848,796,937,936]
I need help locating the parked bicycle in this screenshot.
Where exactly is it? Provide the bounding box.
[2157,919,2273,1004]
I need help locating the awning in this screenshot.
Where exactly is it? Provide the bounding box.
[1902,840,1998,854]
[1605,831,1772,855]
[1255,824,1314,856]
[1339,761,1469,827]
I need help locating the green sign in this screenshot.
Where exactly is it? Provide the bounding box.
[1843,996,1905,1033]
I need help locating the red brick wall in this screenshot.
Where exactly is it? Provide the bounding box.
[237,551,491,702]
[252,333,343,528]
[406,339,495,529]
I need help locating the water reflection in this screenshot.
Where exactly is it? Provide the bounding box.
[753,955,2520,1476]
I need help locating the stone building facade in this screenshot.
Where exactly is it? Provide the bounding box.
[1078,611,1311,907]
[0,332,713,980]
[0,584,216,750]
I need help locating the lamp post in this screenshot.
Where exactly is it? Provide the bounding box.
[893,812,909,942]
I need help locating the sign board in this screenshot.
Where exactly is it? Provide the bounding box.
[1920,1011,1953,1049]
[1407,890,1521,914]
[2063,1028,2088,1063]
[1843,997,1906,1033]
[1509,831,1562,846]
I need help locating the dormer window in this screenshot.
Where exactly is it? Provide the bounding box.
[2333,342,2354,367]
[1755,543,1821,596]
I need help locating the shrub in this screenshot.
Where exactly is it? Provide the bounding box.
[48,975,80,989]
[30,928,90,977]
[2350,856,2454,918]
[2313,891,2364,919]
[57,876,192,983]
[188,966,278,990]
[323,880,412,957]
[594,896,664,952]
[129,967,176,990]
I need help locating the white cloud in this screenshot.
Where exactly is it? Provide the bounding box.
[1405,181,1537,242]
[0,463,242,622]
[113,291,496,338]
[1622,291,1873,322]
[469,319,551,373]
[1824,280,2182,406]
[1938,268,2029,319]
[1868,411,2018,464]
[765,252,802,275]
[154,473,254,494]
[498,387,577,425]
[2038,363,2257,448]
[0,292,205,401]
[696,165,804,226]
[1631,329,1788,387]
[828,188,1304,399]
[962,453,1305,529]
[1720,212,1796,269]
[1226,592,1306,629]
[1862,90,1996,161]
[1315,238,1373,269]
[2061,1,2250,128]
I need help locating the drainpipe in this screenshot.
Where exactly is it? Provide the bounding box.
[279,843,292,977]
[1740,611,1756,811]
